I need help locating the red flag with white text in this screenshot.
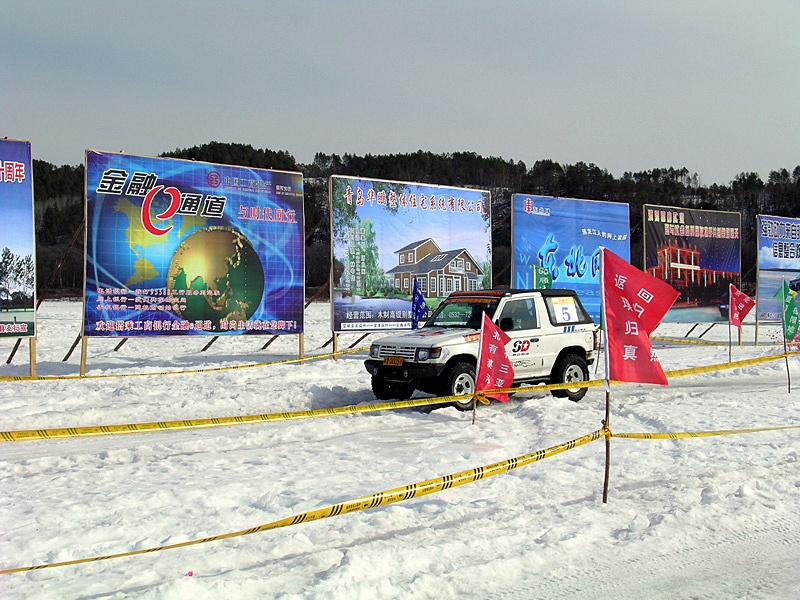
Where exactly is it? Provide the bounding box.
[728,283,755,330]
[476,313,515,402]
[602,248,679,385]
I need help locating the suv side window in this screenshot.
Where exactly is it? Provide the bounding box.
[497,299,538,331]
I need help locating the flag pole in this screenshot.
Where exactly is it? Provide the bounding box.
[472,313,486,425]
[600,248,612,504]
[728,283,732,363]
[781,280,791,394]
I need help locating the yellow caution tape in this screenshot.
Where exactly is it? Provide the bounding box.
[0,428,606,575]
[3,352,795,443]
[612,424,800,440]
[0,347,369,382]
[651,336,728,346]
[0,395,457,442]
[662,352,792,378]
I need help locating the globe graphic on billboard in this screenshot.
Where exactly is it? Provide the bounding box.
[167,227,264,329]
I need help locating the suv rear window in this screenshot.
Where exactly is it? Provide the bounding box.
[544,295,592,325]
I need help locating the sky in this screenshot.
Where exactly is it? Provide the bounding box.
[2,0,799,186]
[1,300,799,598]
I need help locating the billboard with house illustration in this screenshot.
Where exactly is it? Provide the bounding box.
[330,175,491,332]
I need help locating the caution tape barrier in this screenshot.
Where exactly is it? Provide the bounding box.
[3,418,798,575]
[651,336,728,346]
[0,428,607,575]
[2,352,795,443]
[0,396,455,442]
[0,346,369,382]
[611,424,800,440]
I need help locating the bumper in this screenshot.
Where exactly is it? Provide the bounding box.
[364,359,447,385]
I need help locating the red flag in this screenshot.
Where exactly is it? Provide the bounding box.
[476,313,515,402]
[602,248,679,385]
[728,283,755,330]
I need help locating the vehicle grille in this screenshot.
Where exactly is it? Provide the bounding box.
[375,345,417,360]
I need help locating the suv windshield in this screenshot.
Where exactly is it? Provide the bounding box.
[425,297,499,328]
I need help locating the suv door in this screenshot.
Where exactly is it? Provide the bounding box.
[496,298,545,378]
[537,293,592,372]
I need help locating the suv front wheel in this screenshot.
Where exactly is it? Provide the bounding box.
[443,361,477,411]
[550,354,589,402]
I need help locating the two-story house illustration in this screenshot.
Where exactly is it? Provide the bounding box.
[386,238,484,297]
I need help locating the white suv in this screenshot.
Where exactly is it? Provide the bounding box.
[364,289,599,409]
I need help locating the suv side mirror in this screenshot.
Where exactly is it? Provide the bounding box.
[499,317,514,332]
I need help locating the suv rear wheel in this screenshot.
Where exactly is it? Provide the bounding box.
[443,361,477,411]
[550,354,589,402]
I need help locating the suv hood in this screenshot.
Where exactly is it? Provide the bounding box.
[371,326,479,347]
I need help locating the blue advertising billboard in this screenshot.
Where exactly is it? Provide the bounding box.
[84,151,304,336]
[756,215,800,323]
[0,139,37,338]
[511,195,630,321]
[330,175,492,332]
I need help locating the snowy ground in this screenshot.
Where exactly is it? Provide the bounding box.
[1,300,799,599]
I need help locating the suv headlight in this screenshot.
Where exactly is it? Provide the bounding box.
[416,347,441,361]
[369,344,380,359]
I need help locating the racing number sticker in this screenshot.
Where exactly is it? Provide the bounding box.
[551,297,579,324]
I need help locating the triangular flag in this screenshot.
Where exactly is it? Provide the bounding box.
[602,248,679,385]
[476,313,515,402]
[774,280,800,341]
[411,278,429,330]
[728,283,755,331]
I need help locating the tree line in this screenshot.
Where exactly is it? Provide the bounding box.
[29,142,800,298]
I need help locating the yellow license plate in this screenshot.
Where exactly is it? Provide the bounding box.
[383,356,404,367]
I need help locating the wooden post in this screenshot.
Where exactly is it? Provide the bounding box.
[29,337,37,378]
[332,332,339,360]
[5,338,22,364]
[728,323,732,362]
[348,332,370,349]
[201,336,219,352]
[698,323,715,338]
[79,336,88,376]
[260,335,278,350]
[602,388,611,503]
[299,333,305,365]
[782,311,791,394]
[63,334,82,362]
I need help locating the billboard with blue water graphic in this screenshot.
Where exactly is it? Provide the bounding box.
[511,195,630,322]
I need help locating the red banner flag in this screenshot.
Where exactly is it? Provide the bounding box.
[728,283,755,330]
[602,248,679,385]
[476,313,515,402]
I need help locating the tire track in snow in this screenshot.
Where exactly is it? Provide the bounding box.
[486,518,800,599]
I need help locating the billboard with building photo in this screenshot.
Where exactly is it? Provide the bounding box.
[0,139,37,338]
[643,205,741,322]
[756,215,800,324]
[511,194,630,322]
[84,151,304,336]
[330,175,491,332]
